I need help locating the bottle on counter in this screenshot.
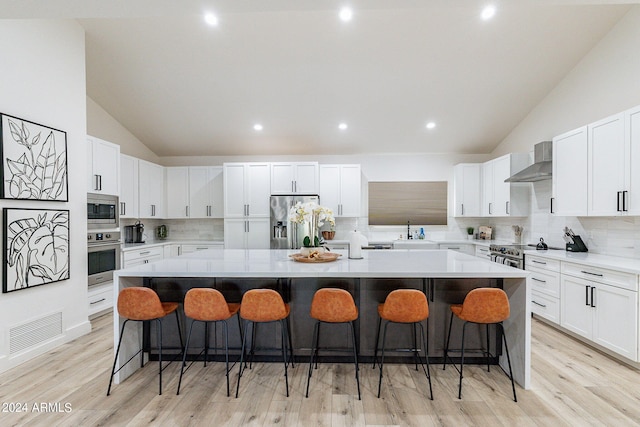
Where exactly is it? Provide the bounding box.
[419,228,425,240]
[413,230,419,240]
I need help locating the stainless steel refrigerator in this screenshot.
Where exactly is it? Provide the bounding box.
[270,194,319,249]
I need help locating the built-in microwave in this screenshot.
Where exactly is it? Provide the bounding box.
[87,193,119,230]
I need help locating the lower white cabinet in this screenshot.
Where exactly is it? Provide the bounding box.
[561,272,638,361]
[224,218,270,249]
[123,246,164,268]
[439,243,474,256]
[88,282,114,316]
[181,244,222,254]
[526,255,561,324]
[475,245,490,260]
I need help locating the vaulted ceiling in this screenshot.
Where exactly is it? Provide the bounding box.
[1,1,632,156]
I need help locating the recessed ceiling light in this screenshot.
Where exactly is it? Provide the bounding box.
[204,13,218,26]
[481,5,496,21]
[339,7,353,22]
[338,122,348,130]
[253,124,263,131]
[426,122,436,130]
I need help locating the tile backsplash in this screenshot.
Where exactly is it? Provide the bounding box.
[121,218,224,242]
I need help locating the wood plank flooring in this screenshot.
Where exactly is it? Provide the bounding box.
[0,313,639,426]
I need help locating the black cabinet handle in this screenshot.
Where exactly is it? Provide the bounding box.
[585,285,590,306]
[591,286,595,308]
[531,260,547,265]
[550,197,554,214]
[623,191,629,212]
[581,270,603,277]
[532,278,546,283]
[532,301,547,308]
[617,191,622,212]
[90,298,106,305]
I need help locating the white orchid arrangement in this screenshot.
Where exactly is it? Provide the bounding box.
[288,201,335,247]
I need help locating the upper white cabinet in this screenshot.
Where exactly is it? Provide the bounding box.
[453,163,481,217]
[189,166,224,218]
[588,113,626,216]
[138,160,164,218]
[481,154,530,217]
[271,162,319,194]
[319,164,361,217]
[119,154,139,218]
[552,126,588,216]
[87,136,119,196]
[224,163,270,218]
[627,105,640,215]
[165,167,190,218]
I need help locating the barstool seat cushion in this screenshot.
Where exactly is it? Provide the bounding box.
[184,288,240,321]
[117,287,178,321]
[310,288,358,323]
[378,289,429,323]
[240,289,290,322]
[450,288,510,324]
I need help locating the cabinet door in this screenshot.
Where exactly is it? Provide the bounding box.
[271,163,295,194]
[492,155,511,216]
[166,167,190,218]
[339,165,361,217]
[88,137,120,195]
[209,167,224,218]
[588,113,625,216]
[294,163,319,194]
[247,218,270,249]
[454,164,481,217]
[626,106,640,214]
[593,283,638,360]
[481,162,494,216]
[224,164,246,217]
[224,219,247,249]
[319,165,341,214]
[119,154,138,218]
[246,163,270,217]
[560,276,592,339]
[139,160,164,218]
[189,166,210,218]
[553,127,588,216]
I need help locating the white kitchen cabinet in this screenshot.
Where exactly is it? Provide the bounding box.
[138,160,165,218]
[561,264,638,361]
[453,163,481,217]
[474,245,490,260]
[627,105,640,215]
[122,246,164,268]
[271,162,319,194]
[165,167,190,218]
[588,113,626,216]
[439,243,474,256]
[552,126,588,216]
[189,166,223,218]
[525,254,561,324]
[164,244,181,258]
[181,244,222,253]
[319,164,361,217]
[88,282,114,317]
[87,136,120,196]
[224,163,270,218]
[119,154,138,218]
[481,154,530,217]
[224,218,270,249]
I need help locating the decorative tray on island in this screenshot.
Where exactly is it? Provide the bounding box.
[289,252,341,263]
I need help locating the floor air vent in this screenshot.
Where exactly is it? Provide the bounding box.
[10,312,63,355]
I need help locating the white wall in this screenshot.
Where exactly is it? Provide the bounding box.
[0,20,90,373]
[87,97,160,163]
[489,6,640,258]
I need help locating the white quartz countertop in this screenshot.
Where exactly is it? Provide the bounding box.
[524,249,640,275]
[115,249,529,279]
[122,240,223,251]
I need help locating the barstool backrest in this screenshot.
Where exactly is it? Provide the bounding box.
[310,288,358,322]
[117,287,166,320]
[184,288,232,321]
[240,289,288,322]
[459,288,510,323]
[380,289,429,323]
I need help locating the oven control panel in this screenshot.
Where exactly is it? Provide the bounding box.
[87,231,121,244]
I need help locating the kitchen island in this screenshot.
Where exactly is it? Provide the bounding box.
[113,249,531,389]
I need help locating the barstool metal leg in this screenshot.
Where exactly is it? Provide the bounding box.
[412,322,419,371]
[305,321,320,398]
[458,321,468,399]
[204,322,209,367]
[176,319,196,395]
[418,322,433,400]
[223,320,230,397]
[486,323,491,372]
[157,318,163,395]
[377,321,390,398]
[350,321,361,400]
[372,316,382,369]
[286,316,295,368]
[236,320,251,398]
[107,319,129,396]
[280,319,290,397]
[499,323,517,402]
[443,311,454,370]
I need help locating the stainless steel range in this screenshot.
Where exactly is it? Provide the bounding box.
[489,244,527,269]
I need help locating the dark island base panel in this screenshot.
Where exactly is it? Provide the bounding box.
[143,277,504,364]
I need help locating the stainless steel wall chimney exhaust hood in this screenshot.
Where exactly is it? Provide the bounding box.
[504,141,552,183]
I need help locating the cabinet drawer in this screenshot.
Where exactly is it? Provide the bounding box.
[562,262,638,292]
[181,244,222,253]
[88,285,114,315]
[525,255,560,272]
[527,266,560,298]
[531,291,560,324]
[475,246,491,259]
[123,246,164,262]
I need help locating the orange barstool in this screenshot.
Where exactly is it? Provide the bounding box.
[107,287,183,396]
[305,288,360,400]
[177,288,242,397]
[235,289,293,398]
[373,289,433,399]
[443,287,517,401]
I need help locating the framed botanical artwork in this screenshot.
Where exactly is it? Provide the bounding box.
[3,208,70,293]
[0,113,68,201]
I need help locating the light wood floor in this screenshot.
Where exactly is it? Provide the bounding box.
[1,313,639,427]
